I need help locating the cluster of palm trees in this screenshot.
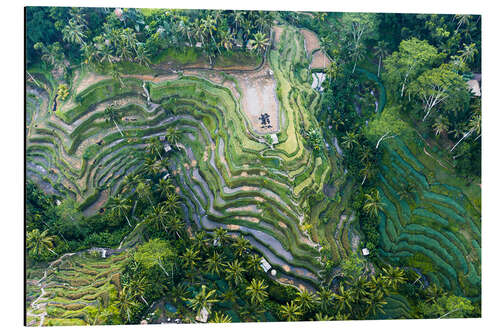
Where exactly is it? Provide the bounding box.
[36,8,275,71]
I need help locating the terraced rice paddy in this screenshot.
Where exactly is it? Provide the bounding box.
[25,25,360,291]
[26,250,128,326]
[376,136,481,299]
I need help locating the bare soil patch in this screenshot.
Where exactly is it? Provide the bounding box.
[311,50,331,69]
[300,29,320,55]
[232,64,280,135]
[272,26,285,49]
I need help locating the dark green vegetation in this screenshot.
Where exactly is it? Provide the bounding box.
[26,7,480,325]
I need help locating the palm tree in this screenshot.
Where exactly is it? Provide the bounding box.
[360,162,375,186]
[363,189,384,217]
[181,247,200,271]
[316,287,335,313]
[279,301,303,321]
[134,44,151,67]
[122,28,138,53]
[248,32,270,54]
[433,115,450,137]
[116,286,138,323]
[213,227,229,246]
[104,105,124,137]
[125,276,150,305]
[458,43,477,65]
[313,312,334,321]
[110,64,125,88]
[219,29,235,52]
[26,229,57,258]
[193,231,210,253]
[147,137,164,160]
[224,259,246,286]
[373,41,389,77]
[157,178,175,199]
[232,236,251,257]
[341,131,359,150]
[165,127,182,147]
[169,283,189,304]
[62,18,86,46]
[245,279,268,304]
[107,195,132,227]
[135,181,153,206]
[201,15,221,55]
[163,192,180,213]
[185,285,218,316]
[34,42,63,67]
[209,312,232,323]
[246,254,262,273]
[363,290,387,318]
[450,112,481,152]
[205,251,225,275]
[294,289,319,313]
[166,215,185,239]
[146,204,167,232]
[380,266,407,290]
[454,14,472,33]
[333,285,354,313]
[424,283,447,304]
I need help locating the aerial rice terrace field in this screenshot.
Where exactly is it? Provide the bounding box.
[25,7,481,325]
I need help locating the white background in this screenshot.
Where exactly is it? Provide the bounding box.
[0,0,498,332]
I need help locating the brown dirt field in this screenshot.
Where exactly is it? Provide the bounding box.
[311,50,331,69]
[232,64,280,135]
[300,29,320,55]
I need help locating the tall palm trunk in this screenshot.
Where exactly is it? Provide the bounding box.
[113,119,124,137]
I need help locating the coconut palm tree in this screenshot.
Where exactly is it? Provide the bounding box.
[424,283,447,304]
[213,227,229,246]
[363,290,387,318]
[134,44,151,67]
[201,15,221,54]
[62,18,87,46]
[135,180,153,206]
[146,204,167,232]
[363,189,384,217]
[294,289,319,313]
[205,251,225,275]
[450,112,481,152]
[165,127,182,147]
[341,131,359,150]
[246,254,262,273]
[116,286,138,323]
[107,195,132,227]
[219,29,235,52]
[433,115,450,137]
[104,105,124,137]
[333,285,354,313]
[224,259,246,286]
[249,31,270,54]
[209,312,232,323]
[166,215,185,239]
[232,236,251,257]
[147,137,164,161]
[193,231,210,253]
[181,246,200,271]
[157,178,175,199]
[110,64,125,88]
[26,229,57,258]
[279,301,303,321]
[316,287,335,313]
[34,42,64,67]
[163,192,180,213]
[185,285,218,316]
[313,312,334,321]
[125,276,150,305]
[454,14,472,33]
[380,266,407,290]
[458,43,477,65]
[245,279,268,304]
[373,41,389,77]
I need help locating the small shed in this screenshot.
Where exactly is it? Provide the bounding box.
[270,134,279,145]
[164,144,172,153]
[260,258,272,272]
[362,248,370,256]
